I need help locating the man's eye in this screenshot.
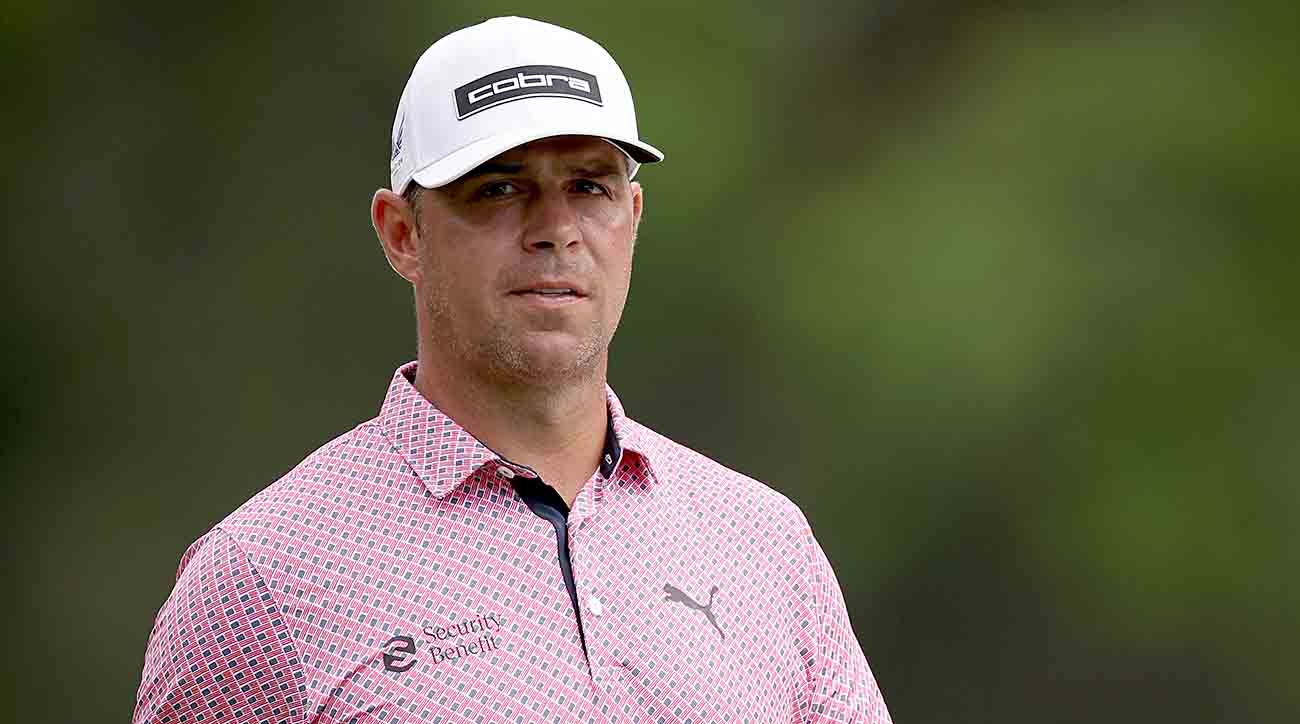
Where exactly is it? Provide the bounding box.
[574,179,608,195]
[479,181,517,198]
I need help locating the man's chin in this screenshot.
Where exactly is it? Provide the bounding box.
[491,333,605,384]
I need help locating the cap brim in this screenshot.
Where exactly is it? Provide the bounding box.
[408,128,664,190]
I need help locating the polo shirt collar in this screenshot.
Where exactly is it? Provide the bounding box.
[377,361,656,499]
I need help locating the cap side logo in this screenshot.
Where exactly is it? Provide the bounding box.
[392,115,405,161]
[455,65,602,120]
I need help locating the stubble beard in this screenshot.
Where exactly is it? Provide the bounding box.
[422,281,612,390]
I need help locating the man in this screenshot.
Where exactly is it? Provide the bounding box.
[134,16,891,724]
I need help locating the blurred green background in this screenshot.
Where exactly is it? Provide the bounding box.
[8,1,1297,721]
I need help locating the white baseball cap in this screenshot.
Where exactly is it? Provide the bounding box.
[389,16,664,193]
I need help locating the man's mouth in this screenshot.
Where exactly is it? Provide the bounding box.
[514,288,577,297]
[509,281,588,299]
[508,285,588,306]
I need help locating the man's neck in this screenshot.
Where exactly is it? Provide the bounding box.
[413,355,609,507]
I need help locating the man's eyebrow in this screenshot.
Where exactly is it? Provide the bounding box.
[568,159,626,177]
[457,161,525,181]
[455,158,626,184]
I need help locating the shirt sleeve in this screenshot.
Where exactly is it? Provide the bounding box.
[133,525,307,724]
[789,513,893,724]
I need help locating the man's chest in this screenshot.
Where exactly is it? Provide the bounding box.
[235,484,802,722]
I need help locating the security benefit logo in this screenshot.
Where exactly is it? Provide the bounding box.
[382,613,504,673]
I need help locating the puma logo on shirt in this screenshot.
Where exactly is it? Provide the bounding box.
[663,583,725,640]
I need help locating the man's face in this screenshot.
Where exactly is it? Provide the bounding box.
[410,135,643,386]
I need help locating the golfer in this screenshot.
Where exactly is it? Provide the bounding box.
[133,16,891,723]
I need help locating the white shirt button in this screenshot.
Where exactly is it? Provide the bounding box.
[588,595,604,617]
[495,465,515,479]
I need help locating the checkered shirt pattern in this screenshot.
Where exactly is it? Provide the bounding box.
[133,362,891,723]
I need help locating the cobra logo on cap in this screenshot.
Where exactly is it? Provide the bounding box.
[454,65,602,120]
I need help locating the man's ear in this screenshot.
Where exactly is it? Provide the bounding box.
[630,181,644,246]
[372,188,421,283]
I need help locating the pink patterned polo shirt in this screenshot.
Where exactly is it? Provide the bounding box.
[134,362,891,723]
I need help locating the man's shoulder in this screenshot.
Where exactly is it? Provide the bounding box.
[215,417,394,535]
[161,418,395,618]
[625,418,812,532]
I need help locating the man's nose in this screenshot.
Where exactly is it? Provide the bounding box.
[524,189,581,252]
